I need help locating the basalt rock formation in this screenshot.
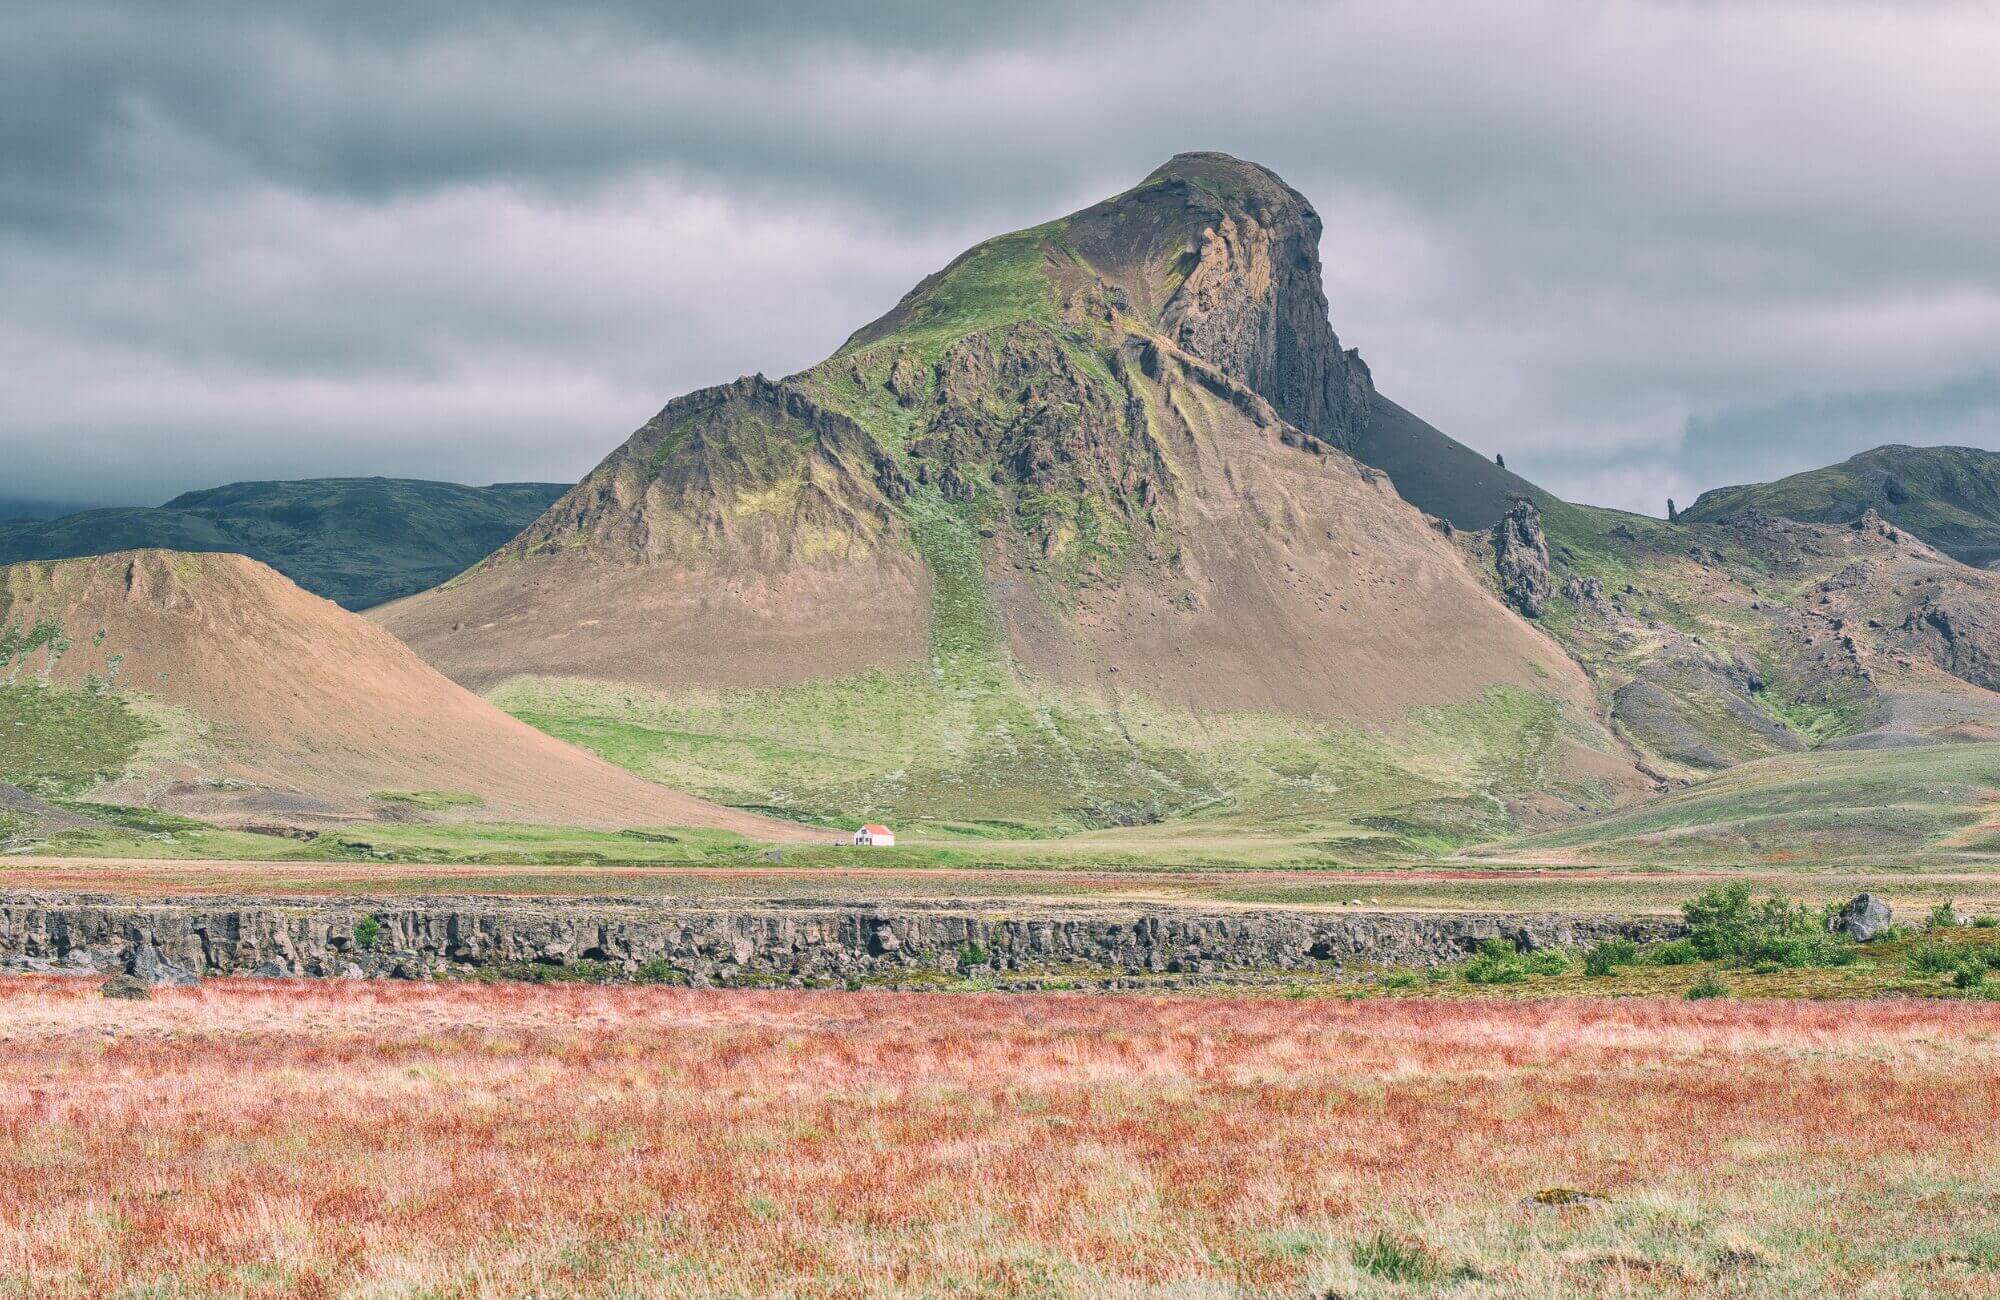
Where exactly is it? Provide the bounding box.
[0,893,1683,984]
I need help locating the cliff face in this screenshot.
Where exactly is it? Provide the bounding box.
[1066,152,1375,451]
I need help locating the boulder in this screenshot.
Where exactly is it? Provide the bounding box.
[100,974,152,1001]
[1828,893,1893,942]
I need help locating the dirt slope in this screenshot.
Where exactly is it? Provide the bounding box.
[0,551,810,837]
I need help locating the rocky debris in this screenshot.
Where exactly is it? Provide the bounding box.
[0,895,1682,986]
[1562,574,1606,607]
[1493,499,1552,617]
[1895,587,2000,692]
[1828,893,1893,942]
[100,974,151,1000]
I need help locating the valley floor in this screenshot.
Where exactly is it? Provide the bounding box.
[0,980,1994,1298]
[8,853,2000,916]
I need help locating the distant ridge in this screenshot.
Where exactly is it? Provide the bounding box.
[1682,444,2000,568]
[0,477,568,609]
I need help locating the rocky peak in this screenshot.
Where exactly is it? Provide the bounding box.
[1062,153,1376,451]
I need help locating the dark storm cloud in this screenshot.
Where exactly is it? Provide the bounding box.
[2,0,1996,510]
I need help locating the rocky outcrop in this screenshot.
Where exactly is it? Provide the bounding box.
[0,895,1681,985]
[1493,499,1552,617]
[1143,154,1375,451]
[1895,588,2000,693]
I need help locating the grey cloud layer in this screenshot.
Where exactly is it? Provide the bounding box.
[3,0,1996,510]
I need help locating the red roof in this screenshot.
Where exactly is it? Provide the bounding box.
[859,824,892,834]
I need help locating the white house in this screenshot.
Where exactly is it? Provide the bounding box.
[853,823,895,847]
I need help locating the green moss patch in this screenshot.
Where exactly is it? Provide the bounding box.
[0,681,156,797]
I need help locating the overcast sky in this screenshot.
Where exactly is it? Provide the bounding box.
[4,0,1996,515]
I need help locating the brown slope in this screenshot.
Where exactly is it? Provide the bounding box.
[379,375,929,692]
[0,551,811,837]
[983,334,1609,727]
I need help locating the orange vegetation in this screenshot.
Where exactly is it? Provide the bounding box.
[0,980,1996,1297]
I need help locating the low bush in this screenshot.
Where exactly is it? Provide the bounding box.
[1687,973,1730,1000]
[1927,901,1963,931]
[1379,972,1421,990]
[1646,939,1699,966]
[1908,944,1959,976]
[1976,916,1999,930]
[1523,951,1571,976]
[1584,937,1640,977]
[955,942,990,974]
[1463,954,1528,985]
[1954,962,1987,991]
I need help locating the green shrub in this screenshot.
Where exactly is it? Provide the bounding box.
[1646,939,1698,966]
[1927,901,1963,931]
[1584,937,1639,977]
[1681,882,1846,968]
[1975,916,1999,930]
[354,914,381,950]
[634,959,687,985]
[1686,973,1730,1000]
[1908,944,1959,975]
[1463,954,1527,985]
[1379,972,1421,990]
[1954,962,1987,991]
[1524,951,1570,977]
[1475,937,1518,959]
[956,942,990,974]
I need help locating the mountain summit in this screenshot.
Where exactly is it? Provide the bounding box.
[378,154,1645,834]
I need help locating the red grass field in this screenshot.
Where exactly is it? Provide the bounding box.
[1,979,1996,1297]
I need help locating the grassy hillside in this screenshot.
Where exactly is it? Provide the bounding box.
[0,478,567,609]
[1490,742,2000,865]
[1683,444,2000,567]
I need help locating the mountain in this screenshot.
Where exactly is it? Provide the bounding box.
[0,550,807,837]
[0,497,109,523]
[1680,445,2000,568]
[378,153,1649,841]
[0,478,569,610]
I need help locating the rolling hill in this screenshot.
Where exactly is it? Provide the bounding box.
[0,478,569,609]
[0,550,809,838]
[1682,445,2000,568]
[377,153,1649,840]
